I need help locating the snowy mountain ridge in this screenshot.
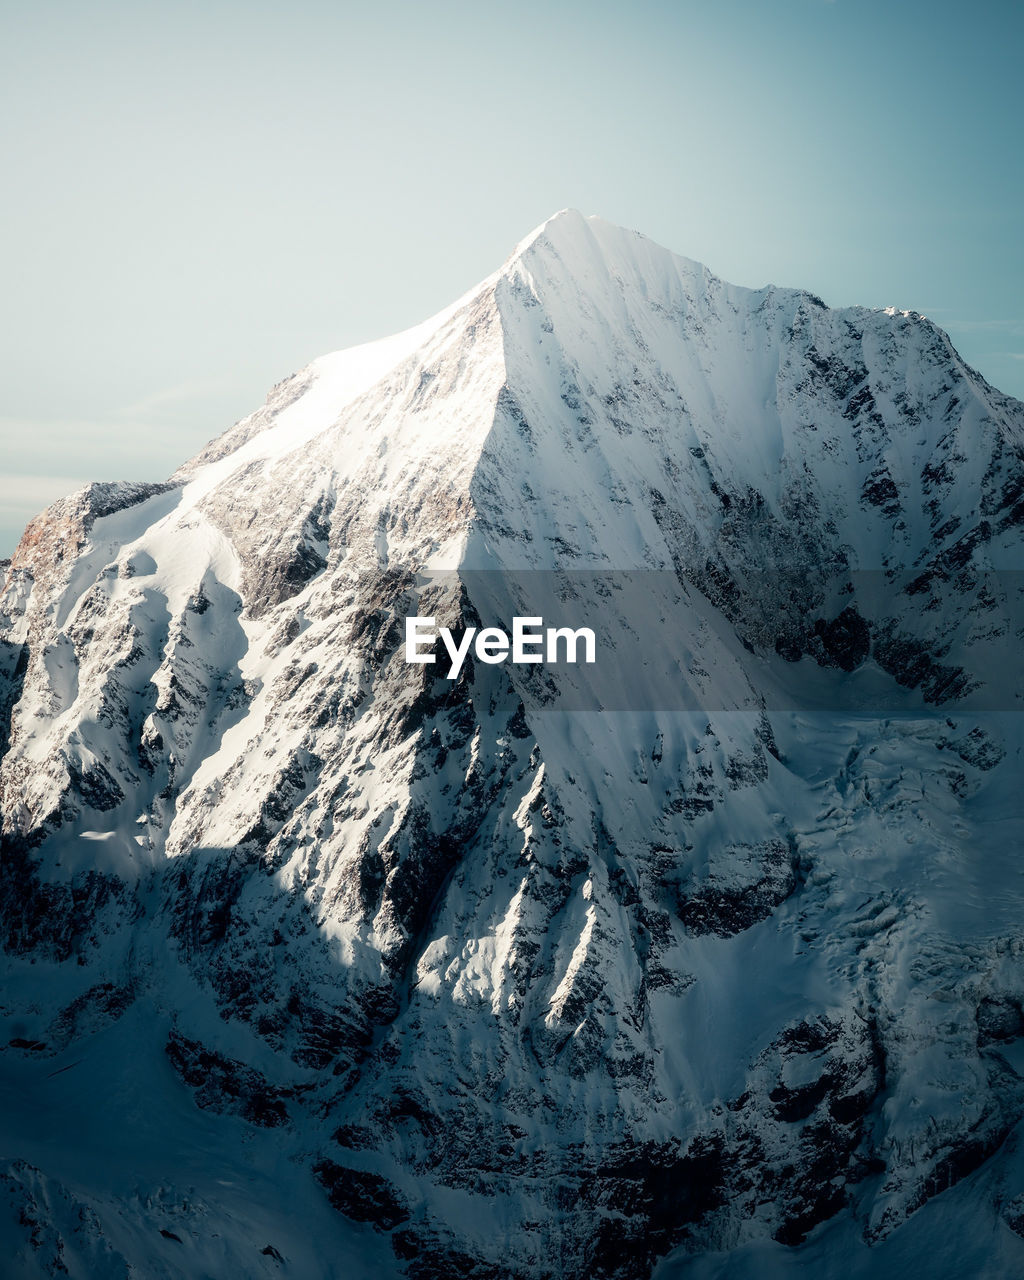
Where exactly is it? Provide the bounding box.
[2,211,1024,1279]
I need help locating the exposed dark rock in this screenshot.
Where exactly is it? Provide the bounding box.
[165,1030,289,1127]
[676,839,798,937]
[313,1159,410,1230]
[811,606,871,672]
[977,996,1024,1046]
[51,981,135,1046]
[0,638,28,759]
[873,623,974,703]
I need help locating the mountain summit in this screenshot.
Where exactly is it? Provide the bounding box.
[2,214,1024,1279]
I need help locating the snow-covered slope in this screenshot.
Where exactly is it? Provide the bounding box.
[3,211,1024,1278]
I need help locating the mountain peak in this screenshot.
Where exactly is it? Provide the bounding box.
[4,216,1024,1279]
[506,206,591,255]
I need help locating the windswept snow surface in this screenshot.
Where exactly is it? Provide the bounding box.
[3,211,1024,1278]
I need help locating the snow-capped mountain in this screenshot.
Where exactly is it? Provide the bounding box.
[3,210,1024,1279]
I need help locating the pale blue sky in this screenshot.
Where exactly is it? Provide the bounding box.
[2,0,1021,555]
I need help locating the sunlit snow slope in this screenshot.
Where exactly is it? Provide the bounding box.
[3,211,1024,1280]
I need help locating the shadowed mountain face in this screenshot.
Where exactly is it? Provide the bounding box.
[3,211,1024,1280]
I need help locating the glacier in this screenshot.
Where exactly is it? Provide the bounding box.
[2,210,1024,1278]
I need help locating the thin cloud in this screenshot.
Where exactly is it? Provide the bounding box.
[923,315,1024,336]
[0,415,208,480]
[0,474,92,508]
[116,377,232,421]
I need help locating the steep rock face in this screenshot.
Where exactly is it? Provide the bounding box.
[2,212,1024,1279]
